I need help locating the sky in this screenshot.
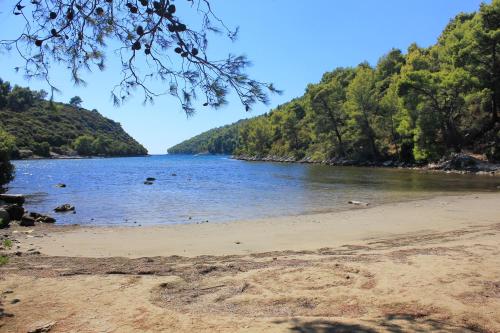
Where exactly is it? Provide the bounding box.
[0,0,486,154]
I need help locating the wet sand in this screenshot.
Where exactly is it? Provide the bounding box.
[0,193,499,332]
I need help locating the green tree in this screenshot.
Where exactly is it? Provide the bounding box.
[7,86,34,111]
[345,66,381,160]
[0,129,15,188]
[73,135,94,156]
[33,142,51,157]
[92,136,111,155]
[398,46,474,161]
[69,96,83,108]
[308,69,354,158]
[0,79,12,108]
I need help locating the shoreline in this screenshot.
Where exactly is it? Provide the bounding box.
[233,154,500,176]
[12,192,500,258]
[1,192,499,332]
[11,154,151,161]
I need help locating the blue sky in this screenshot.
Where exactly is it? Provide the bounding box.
[0,0,486,154]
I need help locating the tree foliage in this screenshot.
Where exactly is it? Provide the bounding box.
[0,129,15,188]
[170,1,500,163]
[1,0,279,114]
[0,79,148,158]
[168,119,246,154]
[69,96,83,107]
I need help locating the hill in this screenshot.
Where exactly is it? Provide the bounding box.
[167,120,248,155]
[0,80,147,159]
[168,1,499,164]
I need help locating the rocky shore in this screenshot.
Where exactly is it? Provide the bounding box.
[0,194,62,229]
[234,153,500,175]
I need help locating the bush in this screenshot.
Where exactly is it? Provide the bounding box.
[73,135,94,156]
[33,141,51,157]
[0,129,15,187]
[7,86,34,111]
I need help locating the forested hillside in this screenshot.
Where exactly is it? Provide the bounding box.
[168,120,248,154]
[0,80,148,159]
[169,1,499,164]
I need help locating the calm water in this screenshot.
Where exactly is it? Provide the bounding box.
[7,155,500,226]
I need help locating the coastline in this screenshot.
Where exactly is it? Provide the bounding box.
[12,192,500,258]
[1,192,499,332]
[11,154,151,161]
[233,154,500,176]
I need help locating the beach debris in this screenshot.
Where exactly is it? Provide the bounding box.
[27,321,56,333]
[0,194,25,205]
[146,177,156,181]
[235,241,241,245]
[20,214,35,227]
[348,200,370,206]
[54,204,75,213]
[10,298,20,304]
[55,183,66,188]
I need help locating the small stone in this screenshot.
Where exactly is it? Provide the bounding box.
[54,204,75,213]
[348,200,370,206]
[10,298,20,304]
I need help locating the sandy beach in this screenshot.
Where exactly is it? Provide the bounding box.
[1,193,499,332]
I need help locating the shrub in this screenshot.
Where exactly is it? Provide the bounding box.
[73,135,94,156]
[0,129,15,187]
[33,141,51,157]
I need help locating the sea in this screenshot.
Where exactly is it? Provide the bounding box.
[7,155,500,226]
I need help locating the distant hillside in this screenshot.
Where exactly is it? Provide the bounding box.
[0,80,147,158]
[168,119,248,155]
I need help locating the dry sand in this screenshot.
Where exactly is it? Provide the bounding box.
[0,193,499,332]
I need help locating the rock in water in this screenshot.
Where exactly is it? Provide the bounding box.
[54,204,75,213]
[146,177,156,181]
[144,181,154,185]
[55,183,67,188]
[0,194,25,205]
